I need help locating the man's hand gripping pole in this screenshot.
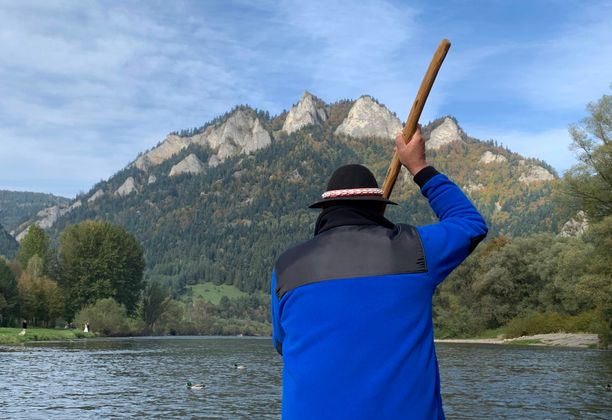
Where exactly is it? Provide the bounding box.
[382,39,451,199]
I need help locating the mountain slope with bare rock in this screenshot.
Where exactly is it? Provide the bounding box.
[13,94,567,294]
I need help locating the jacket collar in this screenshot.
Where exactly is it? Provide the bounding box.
[314,205,395,235]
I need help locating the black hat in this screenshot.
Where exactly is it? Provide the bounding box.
[309,164,397,208]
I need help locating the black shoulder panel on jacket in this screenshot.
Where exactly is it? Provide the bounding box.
[274,224,426,299]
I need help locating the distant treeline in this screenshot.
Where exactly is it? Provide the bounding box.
[434,93,611,346]
[0,221,269,337]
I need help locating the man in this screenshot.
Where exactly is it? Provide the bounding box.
[19,319,27,336]
[271,127,488,419]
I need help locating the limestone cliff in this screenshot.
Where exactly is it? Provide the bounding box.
[132,108,271,172]
[426,118,464,150]
[335,96,402,140]
[282,91,328,134]
[12,94,562,251]
[115,177,138,196]
[133,135,191,171]
[194,109,271,162]
[169,154,206,177]
[16,204,72,241]
[517,161,555,184]
[479,151,508,164]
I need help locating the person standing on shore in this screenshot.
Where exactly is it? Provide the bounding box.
[271,127,488,419]
[19,319,28,336]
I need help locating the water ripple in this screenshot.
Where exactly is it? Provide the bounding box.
[1,338,610,419]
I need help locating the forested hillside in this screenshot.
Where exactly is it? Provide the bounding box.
[0,190,70,232]
[6,92,609,343]
[0,224,17,259]
[39,96,570,296]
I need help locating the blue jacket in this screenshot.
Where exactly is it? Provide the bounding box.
[271,168,488,419]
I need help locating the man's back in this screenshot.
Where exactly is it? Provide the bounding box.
[273,223,443,419]
[271,130,487,419]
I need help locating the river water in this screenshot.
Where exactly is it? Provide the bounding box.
[0,337,610,419]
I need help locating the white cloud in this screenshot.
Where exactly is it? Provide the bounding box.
[0,0,426,197]
[0,1,255,196]
[0,0,607,197]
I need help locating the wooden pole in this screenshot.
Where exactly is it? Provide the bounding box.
[382,39,451,199]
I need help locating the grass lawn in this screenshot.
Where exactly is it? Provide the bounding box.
[185,282,248,305]
[0,327,95,345]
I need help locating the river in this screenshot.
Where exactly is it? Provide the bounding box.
[0,337,610,419]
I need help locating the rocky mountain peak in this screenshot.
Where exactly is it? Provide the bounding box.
[169,153,205,177]
[115,177,138,196]
[11,94,564,247]
[131,108,271,174]
[197,108,271,161]
[426,117,464,150]
[335,96,402,140]
[517,161,555,184]
[479,151,508,164]
[282,91,328,134]
[133,135,191,171]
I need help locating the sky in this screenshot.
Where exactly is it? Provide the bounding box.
[0,0,610,198]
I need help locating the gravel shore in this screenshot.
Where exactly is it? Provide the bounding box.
[435,333,600,348]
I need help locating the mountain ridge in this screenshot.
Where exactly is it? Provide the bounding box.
[11,93,567,294]
[0,190,70,234]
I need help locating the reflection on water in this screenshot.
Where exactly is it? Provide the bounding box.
[0,337,610,419]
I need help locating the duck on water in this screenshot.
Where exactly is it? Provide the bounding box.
[186,381,205,390]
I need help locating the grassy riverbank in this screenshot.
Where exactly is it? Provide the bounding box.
[1,327,603,349]
[0,327,95,345]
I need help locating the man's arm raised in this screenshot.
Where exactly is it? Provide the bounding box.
[395,128,488,284]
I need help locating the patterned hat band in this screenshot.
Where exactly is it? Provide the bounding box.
[321,188,384,199]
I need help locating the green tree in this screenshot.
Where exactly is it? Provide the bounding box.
[156,299,186,335]
[59,220,145,318]
[188,298,215,334]
[74,298,136,336]
[563,93,612,220]
[26,255,45,278]
[0,257,19,326]
[140,281,171,331]
[560,92,612,346]
[17,272,64,327]
[16,225,51,274]
[577,216,612,345]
